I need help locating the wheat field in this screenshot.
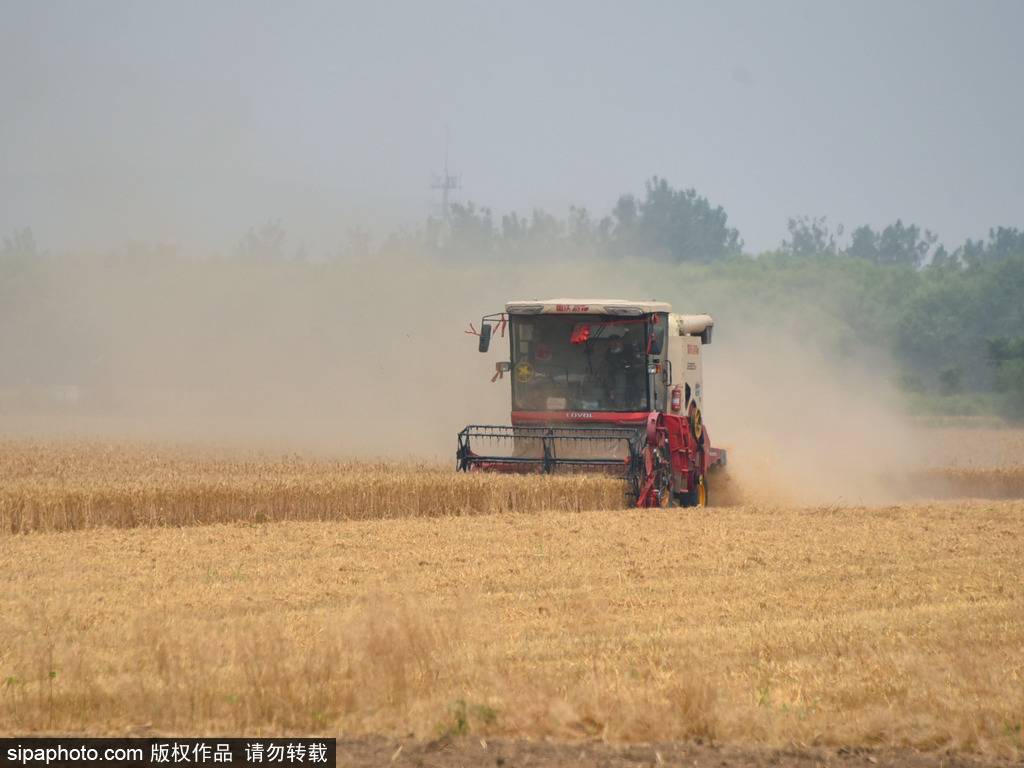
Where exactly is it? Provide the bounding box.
[0,441,628,533]
[0,436,1022,757]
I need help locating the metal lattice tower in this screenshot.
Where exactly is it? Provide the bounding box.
[430,129,461,225]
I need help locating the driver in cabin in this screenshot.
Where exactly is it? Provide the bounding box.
[600,330,644,409]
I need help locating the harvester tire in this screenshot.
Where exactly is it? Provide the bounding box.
[690,408,704,443]
[680,474,708,508]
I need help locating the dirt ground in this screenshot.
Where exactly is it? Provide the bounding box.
[336,735,1022,768]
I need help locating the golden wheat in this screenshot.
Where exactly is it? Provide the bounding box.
[0,441,628,533]
[0,504,1020,753]
[3,439,1023,534]
[0,438,1022,757]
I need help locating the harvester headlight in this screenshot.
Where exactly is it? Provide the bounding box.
[603,305,644,316]
[506,304,545,314]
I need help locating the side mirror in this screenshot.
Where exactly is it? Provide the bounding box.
[648,324,666,355]
[478,323,492,353]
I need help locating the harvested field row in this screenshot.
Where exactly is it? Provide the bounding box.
[1,502,1021,756]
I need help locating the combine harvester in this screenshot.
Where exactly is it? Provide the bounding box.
[457,299,726,507]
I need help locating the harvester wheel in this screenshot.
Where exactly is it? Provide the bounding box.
[690,408,704,443]
[680,474,708,508]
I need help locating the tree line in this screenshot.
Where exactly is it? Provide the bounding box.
[3,177,1024,418]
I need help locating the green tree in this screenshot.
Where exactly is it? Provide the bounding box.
[445,202,496,259]
[2,227,39,259]
[843,220,935,267]
[956,227,1024,266]
[566,205,601,253]
[608,194,640,256]
[846,225,878,263]
[608,177,741,263]
[333,226,373,261]
[894,256,1024,392]
[233,219,287,262]
[782,216,838,257]
[497,209,565,259]
[893,272,977,385]
[878,220,935,267]
[987,334,1024,419]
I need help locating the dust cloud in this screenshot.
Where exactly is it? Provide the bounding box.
[1,252,930,503]
[0,254,659,462]
[704,323,925,506]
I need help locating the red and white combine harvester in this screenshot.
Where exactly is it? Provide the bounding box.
[457,299,726,507]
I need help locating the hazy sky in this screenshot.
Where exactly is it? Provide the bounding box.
[3,0,1022,257]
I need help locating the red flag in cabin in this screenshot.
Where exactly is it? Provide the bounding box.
[570,324,591,345]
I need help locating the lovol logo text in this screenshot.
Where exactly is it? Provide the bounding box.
[556,304,590,312]
[567,412,593,419]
